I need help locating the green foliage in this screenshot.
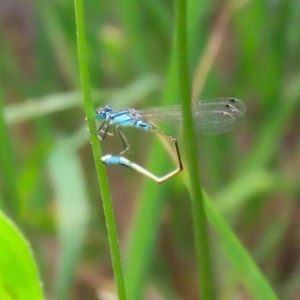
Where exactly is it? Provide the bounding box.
[0,212,43,300]
[0,0,299,299]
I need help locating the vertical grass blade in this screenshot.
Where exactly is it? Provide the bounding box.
[73,0,126,298]
[174,0,216,299]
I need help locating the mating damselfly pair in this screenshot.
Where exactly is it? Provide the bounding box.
[95,98,246,183]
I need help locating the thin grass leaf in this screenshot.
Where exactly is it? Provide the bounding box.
[73,0,127,298]
[124,2,214,299]
[175,0,215,299]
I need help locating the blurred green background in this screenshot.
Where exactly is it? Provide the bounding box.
[1,0,300,299]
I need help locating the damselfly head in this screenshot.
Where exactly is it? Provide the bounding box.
[95,105,113,120]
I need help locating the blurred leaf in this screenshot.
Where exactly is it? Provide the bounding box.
[0,90,19,215]
[204,195,279,300]
[215,169,276,217]
[243,70,300,171]
[4,74,160,124]
[0,212,43,300]
[118,0,150,72]
[47,141,90,300]
[37,1,78,88]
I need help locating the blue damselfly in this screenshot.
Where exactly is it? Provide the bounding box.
[96,98,246,183]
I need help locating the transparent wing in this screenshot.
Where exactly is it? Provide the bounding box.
[136,98,246,135]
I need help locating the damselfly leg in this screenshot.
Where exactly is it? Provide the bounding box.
[115,127,130,156]
[96,120,131,156]
[150,125,183,182]
[97,120,113,140]
[102,125,183,183]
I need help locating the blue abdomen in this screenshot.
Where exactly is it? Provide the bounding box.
[135,120,151,131]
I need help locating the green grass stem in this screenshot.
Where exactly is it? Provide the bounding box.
[73,0,126,298]
[174,0,216,299]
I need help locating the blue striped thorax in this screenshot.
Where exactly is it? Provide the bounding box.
[95,106,152,130]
